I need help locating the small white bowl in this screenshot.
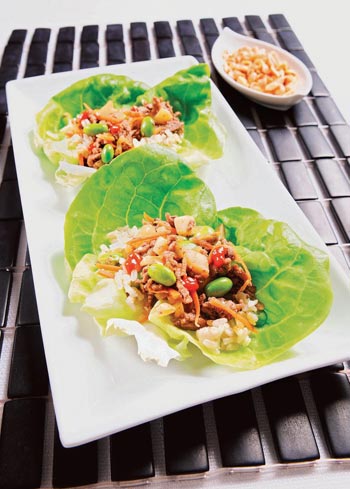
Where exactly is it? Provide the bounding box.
[211,27,312,110]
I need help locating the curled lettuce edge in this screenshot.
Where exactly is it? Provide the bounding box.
[68,254,180,367]
[35,65,226,186]
[67,205,333,370]
[105,319,181,367]
[55,161,96,187]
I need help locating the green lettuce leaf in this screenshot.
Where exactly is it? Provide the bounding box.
[138,64,226,161]
[64,145,217,270]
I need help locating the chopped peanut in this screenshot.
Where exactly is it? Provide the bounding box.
[223,45,297,96]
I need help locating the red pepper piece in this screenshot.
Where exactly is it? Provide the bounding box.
[210,246,227,268]
[78,110,90,123]
[124,252,142,274]
[183,276,199,292]
[110,125,120,136]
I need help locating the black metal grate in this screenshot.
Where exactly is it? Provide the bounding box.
[0,13,350,488]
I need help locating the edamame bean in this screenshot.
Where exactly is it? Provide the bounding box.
[148,263,176,286]
[101,144,115,164]
[141,116,155,137]
[205,277,233,297]
[83,123,109,136]
[256,310,267,328]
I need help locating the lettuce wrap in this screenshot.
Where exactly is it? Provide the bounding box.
[64,145,333,369]
[35,64,225,186]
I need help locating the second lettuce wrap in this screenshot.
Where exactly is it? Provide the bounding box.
[35,64,226,186]
[64,145,333,370]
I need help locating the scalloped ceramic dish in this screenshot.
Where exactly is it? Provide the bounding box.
[212,27,313,110]
[6,56,350,447]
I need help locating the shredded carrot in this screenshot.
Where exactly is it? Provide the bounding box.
[96,263,121,272]
[191,238,214,250]
[95,114,122,124]
[138,310,150,324]
[143,212,155,223]
[209,298,257,333]
[191,291,201,328]
[127,231,170,246]
[98,269,115,279]
[234,249,252,292]
[78,153,85,166]
[238,278,251,293]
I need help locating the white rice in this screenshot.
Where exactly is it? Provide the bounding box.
[196,317,252,353]
[133,130,183,151]
[76,134,93,153]
[81,119,91,128]
[106,226,138,251]
[196,293,258,353]
[114,269,143,307]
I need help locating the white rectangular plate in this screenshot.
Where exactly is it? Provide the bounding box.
[6,56,350,447]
